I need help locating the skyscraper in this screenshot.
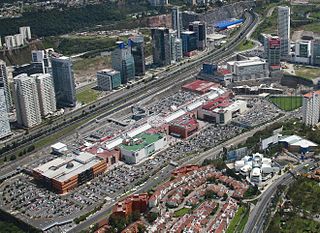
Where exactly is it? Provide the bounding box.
[181,31,197,54]
[267,36,281,68]
[129,35,146,76]
[169,30,177,63]
[302,90,320,126]
[0,88,11,139]
[172,7,183,38]
[151,28,171,67]
[33,73,57,116]
[175,38,183,61]
[51,56,76,107]
[278,6,290,58]
[112,41,136,84]
[189,21,207,50]
[0,59,12,112]
[14,74,42,128]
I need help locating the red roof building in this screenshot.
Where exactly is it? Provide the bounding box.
[169,114,199,139]
[182,80,220,95]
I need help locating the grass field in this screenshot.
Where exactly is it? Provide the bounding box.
[269,96,302,111]
[226,206,249,233]
[173,207,190,218]
[295,66,320,80]
[236,40,255,51]
[76,87,100,104]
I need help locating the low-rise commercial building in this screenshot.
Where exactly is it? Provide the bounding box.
[32,152,107,193]
[96,69,121,91]
[119,133,167,164]
[182,80,220,95]
[169,114,199,139]
[227,57,268,81]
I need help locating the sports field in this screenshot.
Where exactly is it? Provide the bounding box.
[269,96,302,111]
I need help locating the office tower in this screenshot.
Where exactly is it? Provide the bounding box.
[51,56,76,107]
[5,36,16,49]
[0,59,13,112]
[312,39,320,66]
[278,6,290,58]
[181,31,197,54]
[129,35,146,76]
[151,28,171,67]
[302,91,320,126]
[112,41,135,84]
[19,26,32,41]
[97,69,121,91]
[14,74,42,128]
[294,40,312,64]
[172,7,183,38]
[0,37,2,49]
[32,73,56,116]
[0,88,11,139]
[189,21,207,50]
[266,36,281,68]
[175,38,183,61]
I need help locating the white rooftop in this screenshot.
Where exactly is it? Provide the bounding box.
[51,142,67,150]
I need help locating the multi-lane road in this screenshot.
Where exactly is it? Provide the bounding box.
[243,163,311,233]
[1,9,257,161]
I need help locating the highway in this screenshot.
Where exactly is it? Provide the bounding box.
[1,9,257,161]
[243,163,311,233]
[67,10,259,233]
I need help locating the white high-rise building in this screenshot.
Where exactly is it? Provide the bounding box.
[172,7,182,38]
[14,34,24,47]
[0,88,11,139]
[19,26,32,41]
[14,74,42,128]
[302,90,320,126]
[0,59,12,112]
[278,6,291,58]
[5,36,16,49]
[32,73,56,116]
[175,38,183,61]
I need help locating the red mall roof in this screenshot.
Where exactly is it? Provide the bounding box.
[202,96,230,111]
[182,80,220,94]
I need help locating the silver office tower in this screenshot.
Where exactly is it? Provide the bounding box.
[278,6,291,58]
[172,6,183,38]
[0,59,13,111]
[51,56,76,107]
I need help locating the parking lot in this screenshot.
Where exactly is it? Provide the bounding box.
[0,94,291,231]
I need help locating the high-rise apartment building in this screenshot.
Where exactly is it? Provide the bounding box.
[175,38,183,61]
[5,36,16,49]
[112,41,135,84]
[278,6,290,58]
[189,21,207,50]
[172,7,183,38]
[151,28,171,67]
[266,36,281,68]
[33,73,56,116]
[14,74,42,128]
[97,69,121,91]
[302,90,320,126]
[32,50,51,74]
[19,26,32,41]
[0,59,13,112]
[129,35,146,76]
[0,88,11,139]
[51,56,76,107]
